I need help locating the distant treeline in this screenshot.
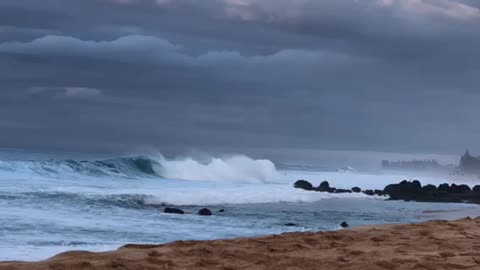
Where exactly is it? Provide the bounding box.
[381,159,444,170]
[381,150,480,174]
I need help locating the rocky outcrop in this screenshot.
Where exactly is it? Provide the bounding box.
[383,181,480,203]
[294,180,315,191]
[293,180,374,196]
[293,179,480,204]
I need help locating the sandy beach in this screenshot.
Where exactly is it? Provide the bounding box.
[1,217,480,270]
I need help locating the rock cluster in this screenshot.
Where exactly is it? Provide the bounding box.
[294,180,384,196]
[294,180,373,194]
[163,207,217,215]
[294,179,480,204]
[384,180,480,203]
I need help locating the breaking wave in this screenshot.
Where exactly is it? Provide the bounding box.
[0,154,280,183]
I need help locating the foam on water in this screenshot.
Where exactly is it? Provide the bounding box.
[154,155,280,183]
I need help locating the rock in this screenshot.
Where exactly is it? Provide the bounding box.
[340,221,349,228]
[284,223,297,227]
[294,180,314,191]
[383,180,423,200]
[364,190,375,196]
[317,181,335,192]
[473,185,480,193]
[422,184,437,193]
[351,187,361,193]
[374,189,384,196]
[438,183,450,192]
[449,184,471,194]
[198,208,213,216]
[164,207,184,214]
[334,189,352,194]
[218,209,225,212]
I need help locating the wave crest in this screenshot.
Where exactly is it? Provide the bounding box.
[0,154,280,183]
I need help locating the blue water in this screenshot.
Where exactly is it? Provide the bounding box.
[0,151,477,261]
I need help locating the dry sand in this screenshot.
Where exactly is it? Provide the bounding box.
[2,217,480,270]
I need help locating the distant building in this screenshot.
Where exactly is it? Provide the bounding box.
[459,150,480,173]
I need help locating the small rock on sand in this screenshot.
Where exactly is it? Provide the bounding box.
[341,221,349,228]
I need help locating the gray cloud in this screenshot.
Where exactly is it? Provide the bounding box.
[0,0,479,159]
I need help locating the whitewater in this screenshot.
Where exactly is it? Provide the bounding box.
[0,151,478,261]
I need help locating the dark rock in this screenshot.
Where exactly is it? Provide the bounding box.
[335,189,352,194]
[316,181,336,192]
[383,180,423,200]
[374,189,384,196]
[284,223,297,227]
[364,190,375,196]
[422,184,437,193]
[351,187,361,193]
[218,209,225,212]
[317,181,331,192]
[198,208,213,216]
[340,221,349,228]
[412,180,422,189]
[473,185,480,193]
[164,207,184,214]
[294,180,314,191]
[449,184,471,194]
[438,183,450,192]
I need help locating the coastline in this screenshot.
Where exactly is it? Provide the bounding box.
[2,217,480,270]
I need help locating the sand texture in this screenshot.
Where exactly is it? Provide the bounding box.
[2,217,480,270]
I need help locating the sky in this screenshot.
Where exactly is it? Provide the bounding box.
[0,0,480,160]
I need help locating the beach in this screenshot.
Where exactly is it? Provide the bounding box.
[1,217,479,270]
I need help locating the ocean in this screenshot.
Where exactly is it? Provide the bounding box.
[0,150,478,261]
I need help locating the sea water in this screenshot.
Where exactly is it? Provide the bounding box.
[0,150,478,261]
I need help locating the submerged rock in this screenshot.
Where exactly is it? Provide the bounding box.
[351,187,361,193]
[284,223,297,227]
[198,208,213,216]
[334,189,352,194]
[218,209,225,213]
[164,207,185,214]
[340,221,349,228]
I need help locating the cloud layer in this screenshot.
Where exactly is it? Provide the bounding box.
[0,0,480,157]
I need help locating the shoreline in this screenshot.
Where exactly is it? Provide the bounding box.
[2,217,480,269]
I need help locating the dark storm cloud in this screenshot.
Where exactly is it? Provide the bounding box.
[0,0,480,157]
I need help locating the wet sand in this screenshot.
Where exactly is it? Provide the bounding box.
[1,217,480,270]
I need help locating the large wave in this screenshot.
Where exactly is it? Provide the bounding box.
[155,155,280,183]
[0,154,281,183]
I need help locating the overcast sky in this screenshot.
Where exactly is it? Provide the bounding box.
[1,0,480,158]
